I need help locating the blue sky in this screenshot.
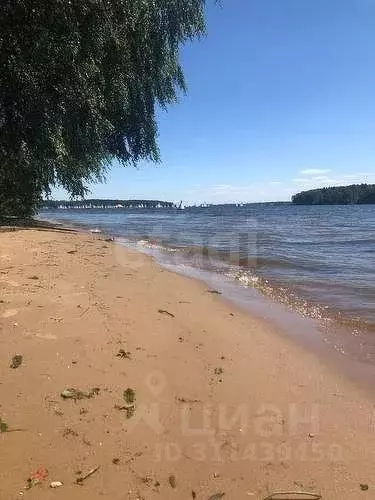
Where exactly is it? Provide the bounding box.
[55,0,375,204]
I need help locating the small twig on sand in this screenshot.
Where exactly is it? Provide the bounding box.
[1,428,27,433]
[176,397,201,404]
[0,419,26,433]
[75,466,100,485]
[79,307,90,317]
[158,309,175,318]
[263,492,322,500]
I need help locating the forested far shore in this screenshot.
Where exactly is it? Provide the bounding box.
[292,184,375,205]
[42,199,176,209]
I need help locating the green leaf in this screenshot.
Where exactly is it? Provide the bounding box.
[0,419,9,433]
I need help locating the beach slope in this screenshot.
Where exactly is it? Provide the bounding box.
[1,228,375,499]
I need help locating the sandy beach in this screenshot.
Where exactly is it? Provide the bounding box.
[1,227,375,499]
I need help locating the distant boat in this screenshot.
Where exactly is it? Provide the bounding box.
[177,201,185,210]
[90,228,102,234]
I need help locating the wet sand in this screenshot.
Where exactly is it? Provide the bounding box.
[1,228,375,499]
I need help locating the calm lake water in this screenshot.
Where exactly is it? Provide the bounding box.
[40,204,375,364]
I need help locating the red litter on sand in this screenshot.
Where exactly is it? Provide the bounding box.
[26,467,49,489]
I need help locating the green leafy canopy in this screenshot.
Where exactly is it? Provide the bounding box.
[0,0,207,212]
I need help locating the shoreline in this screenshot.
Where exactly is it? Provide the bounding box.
[1,228,375,498]
[37,211,375,373]
[115,236,375,394]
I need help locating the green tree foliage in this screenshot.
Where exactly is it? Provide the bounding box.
[292,184,375,205]
[0,164,42,218]
[0,0,207,216]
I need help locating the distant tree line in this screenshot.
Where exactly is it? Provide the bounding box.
[292,184,375,205]
[42,199,175,209]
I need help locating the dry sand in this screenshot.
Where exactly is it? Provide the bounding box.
[1,228,375,499]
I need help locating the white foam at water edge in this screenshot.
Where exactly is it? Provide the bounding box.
[136,239,153,247]
[136,239,179,252]
[226,270,260,286]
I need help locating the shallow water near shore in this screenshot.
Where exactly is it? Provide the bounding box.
[39,203,375,367]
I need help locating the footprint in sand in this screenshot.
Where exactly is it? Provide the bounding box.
[2,309,18,318]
